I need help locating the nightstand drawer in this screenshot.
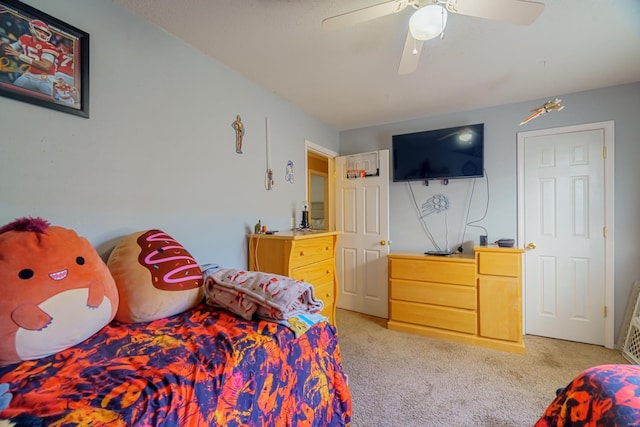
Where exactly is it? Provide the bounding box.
[390,278,476,310]
[477,252,521,277]
[390,300,477,334]
[289,236,334,269]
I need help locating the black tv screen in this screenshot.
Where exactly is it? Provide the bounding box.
[392,123,484,182]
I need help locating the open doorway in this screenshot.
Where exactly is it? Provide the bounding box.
[305,140,337,231]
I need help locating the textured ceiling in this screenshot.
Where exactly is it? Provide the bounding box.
[114,0,640,131]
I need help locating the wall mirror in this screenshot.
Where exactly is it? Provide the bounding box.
[310,173,327,230]
[307,150,330,230]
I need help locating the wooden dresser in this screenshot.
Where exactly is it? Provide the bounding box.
[388,246,525,354]
[248,230,339,324]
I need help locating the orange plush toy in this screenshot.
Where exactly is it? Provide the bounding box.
[0,217,119,367]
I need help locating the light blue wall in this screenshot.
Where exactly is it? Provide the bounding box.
[2,1,638,342]
[0,0,338,268]
[340,82,640,340]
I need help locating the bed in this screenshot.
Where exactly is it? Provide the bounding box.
[0,222,351,425]
[534,364,640,426]
[0,303,352,426]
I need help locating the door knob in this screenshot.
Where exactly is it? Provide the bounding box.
[526,242,537,249]
[380,240,392,246]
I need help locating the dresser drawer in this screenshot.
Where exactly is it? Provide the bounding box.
[389,257,475,286]
[292,260,335,322]
[291,258,334,286]
[314,281,335,318]
[390,300,477,334]
[289,236,334,269]
[314,281,335,304]
[477,252,521,277]
[390,278,476,310]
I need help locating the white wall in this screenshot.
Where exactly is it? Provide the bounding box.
[0,0,338,268]
[339,82,640,341]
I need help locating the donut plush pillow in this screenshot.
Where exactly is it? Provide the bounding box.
[0,217,119,367]
[107,230,204,323]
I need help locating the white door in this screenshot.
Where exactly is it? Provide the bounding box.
[335,150,390,318]
[517,122,614,346]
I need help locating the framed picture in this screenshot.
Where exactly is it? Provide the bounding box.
[0,0,89,118]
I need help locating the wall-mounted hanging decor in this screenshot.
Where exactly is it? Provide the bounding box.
[519,60,565,126]
[231,115,244,153]
[264,117,273,190]
[0,0,89,118]
[285,160,295,184]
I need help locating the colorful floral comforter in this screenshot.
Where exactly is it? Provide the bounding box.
[0,304,352,426]
[535,364,640,426]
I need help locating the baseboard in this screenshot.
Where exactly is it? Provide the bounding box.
[387,320,526,355]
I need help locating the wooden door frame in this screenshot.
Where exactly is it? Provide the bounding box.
[516,121,615,348]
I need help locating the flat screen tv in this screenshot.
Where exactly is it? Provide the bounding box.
[392,123,484,182]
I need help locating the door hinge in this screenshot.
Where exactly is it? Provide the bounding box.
[604,306,608,318]
[603,146,607,159]
[603,226,607,238]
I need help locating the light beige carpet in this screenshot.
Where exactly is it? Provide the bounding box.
[335,308,628,427]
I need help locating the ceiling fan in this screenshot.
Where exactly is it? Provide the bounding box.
[322,0,545,75]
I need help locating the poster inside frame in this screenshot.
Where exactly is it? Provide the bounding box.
[0,0,89,118]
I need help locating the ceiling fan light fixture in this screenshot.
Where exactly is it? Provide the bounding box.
[409,5,447,41]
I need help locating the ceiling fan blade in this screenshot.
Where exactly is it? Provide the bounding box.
[398,30,424,75]
[448,0,544,25]
[322,0,411,31]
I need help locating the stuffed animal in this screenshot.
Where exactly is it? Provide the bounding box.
[107,229,204,323]
[0,217,119,367]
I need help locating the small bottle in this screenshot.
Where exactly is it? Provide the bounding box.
[254,220,262,234]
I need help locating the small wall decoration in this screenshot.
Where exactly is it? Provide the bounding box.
[420,194,449,218]
[285,160,295,183]
[231,114,244,153]
[264,117,273,190]
[0,0,89,118]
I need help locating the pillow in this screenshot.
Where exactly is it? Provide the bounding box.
[107,229,204,323]
[0,217,119,367]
